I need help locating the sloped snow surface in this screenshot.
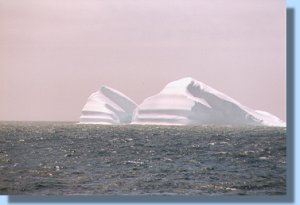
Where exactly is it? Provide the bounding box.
[132,77,285,127]
[79,86,137,124]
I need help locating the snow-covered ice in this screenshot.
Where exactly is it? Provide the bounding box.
[131,77,286,127]
[79,86,137,124]
[79,78,285,126]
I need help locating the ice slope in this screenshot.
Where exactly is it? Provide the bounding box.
[132,77,286,127]
[79,86,137,124]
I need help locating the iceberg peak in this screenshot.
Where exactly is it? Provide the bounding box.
[166,77,212,87]
[166,77,196,86]
[162,77,201,93]
[132,78,285,127]
[79,86,137,124]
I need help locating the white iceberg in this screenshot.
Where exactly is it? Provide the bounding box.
[132,77,285,127]
[79,86,137,124]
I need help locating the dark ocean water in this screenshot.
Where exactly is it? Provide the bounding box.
[0,122,286,195]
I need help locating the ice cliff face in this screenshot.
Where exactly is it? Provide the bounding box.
[79,86,137,124]
[132,77,285,127]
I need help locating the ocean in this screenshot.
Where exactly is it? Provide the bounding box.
[0,122,286,195]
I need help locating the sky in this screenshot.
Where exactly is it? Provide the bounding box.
[0,0,286,121]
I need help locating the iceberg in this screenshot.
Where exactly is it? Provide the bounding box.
[79,86,137,124]
[132,77,285,127]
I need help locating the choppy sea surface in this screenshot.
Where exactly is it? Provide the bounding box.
[0,122,286,195]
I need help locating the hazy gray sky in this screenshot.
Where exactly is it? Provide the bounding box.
[0,0,286,121]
